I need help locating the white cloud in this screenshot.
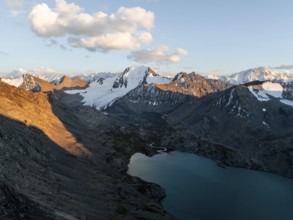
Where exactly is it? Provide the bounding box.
[29,0,155,51]
[127,45,188,64]
[176,48,188,56]
[6,0,24,16]
[68,31,152,52]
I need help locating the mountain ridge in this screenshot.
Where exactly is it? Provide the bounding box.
[208,66,292,84]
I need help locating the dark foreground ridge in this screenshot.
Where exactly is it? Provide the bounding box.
[0,81,173,220]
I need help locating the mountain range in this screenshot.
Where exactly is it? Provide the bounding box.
[0,65,293,219]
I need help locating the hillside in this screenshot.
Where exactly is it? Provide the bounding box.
[0,81,171,220]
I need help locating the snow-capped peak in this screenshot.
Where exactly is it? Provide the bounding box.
[207,67,291,85]
[1,68,65,87]
[65,66,171,110]
[227,67,290,85]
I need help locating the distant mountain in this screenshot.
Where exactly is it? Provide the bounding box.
[66,66,172,109]
[67,66,233,110]
[20,74,89,92]
[108,72,232,118]
[154,72,231,97]
[0,70,117,87]
[1,69,65,87]
[73,72,119,82]
[208,67,292,85]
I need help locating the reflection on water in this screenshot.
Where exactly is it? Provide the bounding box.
[128,151,293,220]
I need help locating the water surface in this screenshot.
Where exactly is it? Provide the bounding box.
[128,151,293,220]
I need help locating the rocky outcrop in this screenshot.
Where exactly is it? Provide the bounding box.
[153,72,231,97]
[282,81,293,100]
[21,74,41,92]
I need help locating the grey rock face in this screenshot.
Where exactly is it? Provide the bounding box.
[112,67,130,89]
[112,67,158,89]
[282,81,293,100]
[21,74,41,92]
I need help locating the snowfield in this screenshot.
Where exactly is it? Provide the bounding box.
[66,66,171,110]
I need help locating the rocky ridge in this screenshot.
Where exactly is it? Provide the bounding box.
[20,74,88,92]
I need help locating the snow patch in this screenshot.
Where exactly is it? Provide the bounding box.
[248,82,283,101]
[280,99,293,107]
[261,82,283,98]
[1,77,23,87]
[262,121,269,128]
[147,75,171,84]
[225,88,235,107]
[248,82,293,108]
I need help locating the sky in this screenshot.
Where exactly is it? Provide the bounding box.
[1,0,293,76]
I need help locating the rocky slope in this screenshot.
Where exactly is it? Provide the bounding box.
[0,81,173,220]
[108,80,293,178]
[164,82,293,176]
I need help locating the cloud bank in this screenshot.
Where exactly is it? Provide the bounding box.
[271,64,293,70]
[29,0,154,51]
[128,45,188,64]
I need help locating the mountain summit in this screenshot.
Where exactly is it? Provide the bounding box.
[66,66,171,109]
[208,67,291,85]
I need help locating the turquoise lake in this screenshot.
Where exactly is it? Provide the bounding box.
[128,151,293,220]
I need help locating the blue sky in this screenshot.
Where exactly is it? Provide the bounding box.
[1,0,293,75]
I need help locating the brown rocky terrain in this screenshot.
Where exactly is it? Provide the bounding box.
[20,74,88,92]
[150,72,231,97]
[0,81,89,156]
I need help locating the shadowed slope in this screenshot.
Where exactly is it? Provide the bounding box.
[0,81,90,156]
[0,84,173,219]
